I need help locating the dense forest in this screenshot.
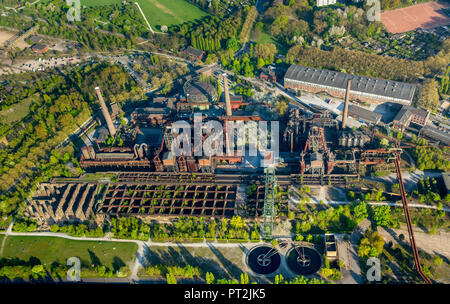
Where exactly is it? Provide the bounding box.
[286,45,424,82]
[0,63,144,216]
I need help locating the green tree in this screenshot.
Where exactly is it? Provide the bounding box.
[206,272,215,284]
[420,79,440,112]
[31,265,45,277]
[433,256,443,266]
[372,205,392,227]
[352,202,368,223]
[166,273,177,284]
[226,37,240,51]
[240,273,249,284]
[274,274,284,284]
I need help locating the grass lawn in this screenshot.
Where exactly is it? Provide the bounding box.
[135,0,208,29]
[138,245,248,281]
[0,96,33,125]
[255,30,275,45]
[252,27,288,55]
[82,0,208,30]
[81,0,123,6]
[1,236,137,272]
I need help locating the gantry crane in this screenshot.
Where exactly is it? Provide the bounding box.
[261,167,277,240]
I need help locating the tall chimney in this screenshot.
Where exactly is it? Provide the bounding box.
[342,79,351,130]
[95,86,116,137]
[290,132,294,153]
[222,73,232,116]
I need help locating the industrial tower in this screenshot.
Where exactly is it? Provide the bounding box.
[261,167,277,240]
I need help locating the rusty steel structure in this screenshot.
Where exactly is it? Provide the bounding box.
[394,152,432,284]
[100,183,237,217]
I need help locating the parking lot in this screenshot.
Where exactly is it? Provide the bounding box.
[16,56,83,72]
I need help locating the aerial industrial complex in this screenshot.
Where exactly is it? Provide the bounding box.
[21,61,444,284]
[284,64,417,105]
[1,0,449,287]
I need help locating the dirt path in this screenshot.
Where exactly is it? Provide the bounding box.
[134,2,155,34]
[0,220,14,256]
[335,220,371,284]
[378,225,450,259]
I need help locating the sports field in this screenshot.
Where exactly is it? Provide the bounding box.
[82,0,208,29]
[381,1,450,33]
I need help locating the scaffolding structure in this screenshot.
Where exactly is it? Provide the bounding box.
[261,168,277,240]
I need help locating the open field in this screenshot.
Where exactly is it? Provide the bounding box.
[381,1,450,33]
[0,96,33,124]
[0,236,137,272]
[138,244,258,282]
[0,30,28,49]
[81,0,208,30]
[136,0,208,29]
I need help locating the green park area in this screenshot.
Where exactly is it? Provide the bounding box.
[0,96,33,126]
[138,244,248,281]
[82,0,208,29]
[0,236,138,277]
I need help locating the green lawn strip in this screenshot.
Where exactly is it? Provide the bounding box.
[1,236,138,277]
[138,245,247,280]
[80,0,123,6]
[255,30,275,45]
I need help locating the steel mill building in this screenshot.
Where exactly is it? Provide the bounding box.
[284,64,416,105]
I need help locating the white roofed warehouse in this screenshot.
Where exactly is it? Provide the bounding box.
[284,64,416,105]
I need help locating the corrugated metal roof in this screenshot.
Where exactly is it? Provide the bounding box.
[421,126,450,145]
[393,105,428,124]
[348,104,382,124]
[96,153,135,160]
[285,65,416,103]
[185,46,205,58]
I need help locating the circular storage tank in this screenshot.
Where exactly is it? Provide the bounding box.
[183,79,218,104]
[286,246,321,276]
[246,245,281,275]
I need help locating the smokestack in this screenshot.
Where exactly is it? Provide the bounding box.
[342,79,351,130]
[95,86,116,137]
[290,132,293,153]
[222,73,232,116]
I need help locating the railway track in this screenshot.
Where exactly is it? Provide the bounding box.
[394,153,432,284]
